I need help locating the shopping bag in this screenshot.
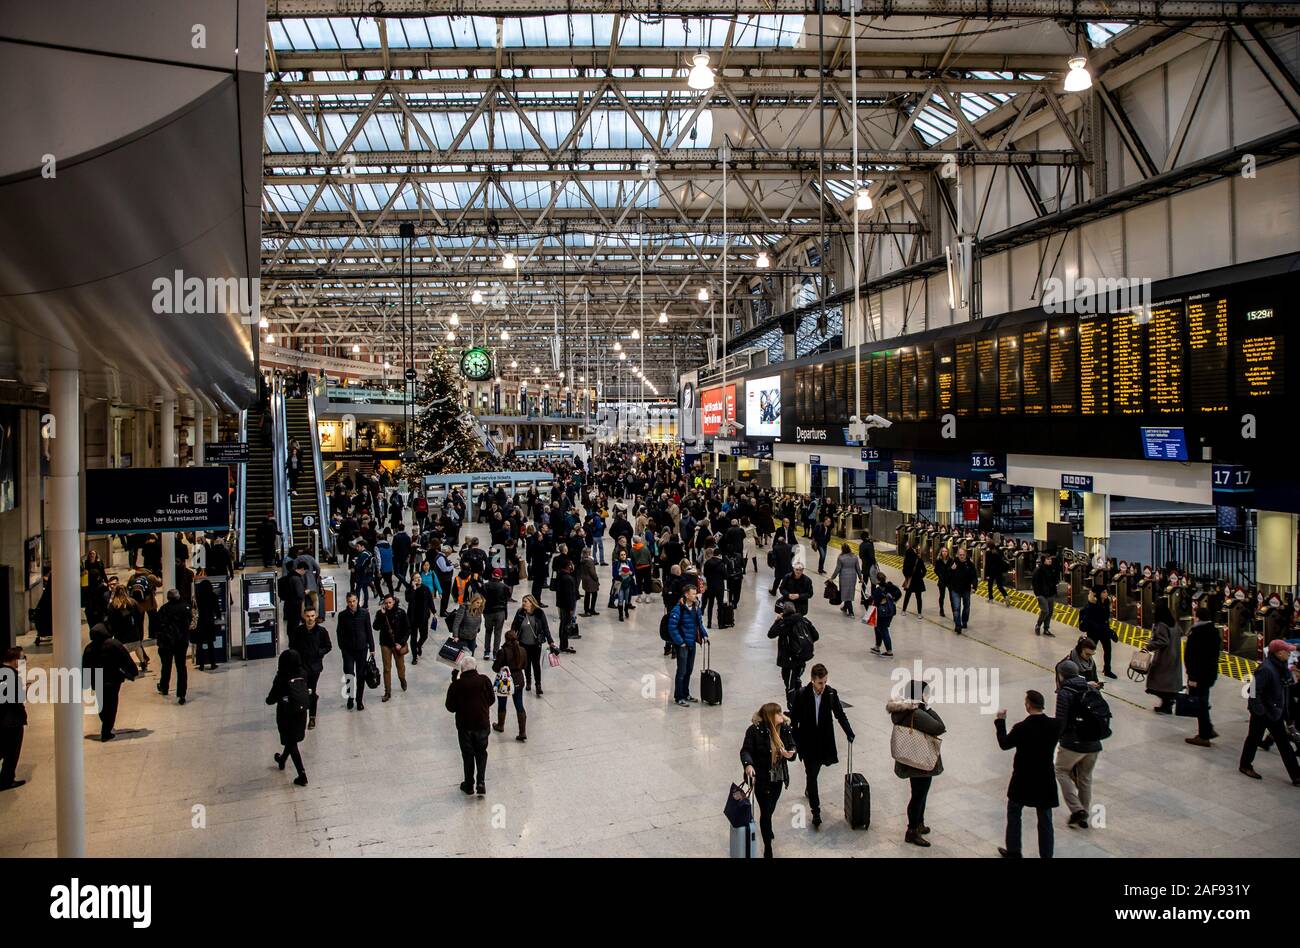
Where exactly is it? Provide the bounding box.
[863,603,878,627]
[547,650,561,668]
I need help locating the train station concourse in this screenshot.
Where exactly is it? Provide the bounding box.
[1,0,1298,928]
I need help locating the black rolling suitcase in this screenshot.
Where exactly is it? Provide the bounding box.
[717,601,735,629]
[844,744,870,830]
[700,639,723,706]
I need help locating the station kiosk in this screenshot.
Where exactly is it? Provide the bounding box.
[205,576,233,664]
[241,571,279,660]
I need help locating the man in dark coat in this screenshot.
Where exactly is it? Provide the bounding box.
[154,589,192,704]
[527,525,554,606]
[791,664,854,828]
[375,593,410,701]
[1183,602,1221,748]
[778,563,815,617]
[335,592,374,710]
[1240,639,1300,783]
[256,513,282,568]
[289,605,332,728]
[446,657,495,795]
[281,561,309,633]
[81,622,138,741]
[0,647,28,790]
[553,560,579,654]
[769,537,795,596]
[995,689,1059,858]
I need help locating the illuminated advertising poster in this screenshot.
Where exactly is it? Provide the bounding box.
[679,369,700,448]
[745,375,781,437]
[701,384,736,435]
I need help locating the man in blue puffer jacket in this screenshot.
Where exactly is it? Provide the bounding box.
[668,584,708,707]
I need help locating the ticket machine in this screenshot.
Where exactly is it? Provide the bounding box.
[199,576,233,665]
[242,571,279,661]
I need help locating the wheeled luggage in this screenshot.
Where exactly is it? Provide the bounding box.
[844,744,871,830]
[700,639,723,706]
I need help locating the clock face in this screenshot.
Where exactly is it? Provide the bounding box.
[460,347,493,381]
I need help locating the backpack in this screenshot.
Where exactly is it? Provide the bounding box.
[787,620,816,662]
[354,550,373,578]
[659,612,672,642]
[877,588,897,621]
[286,676,311,714]
[129,574,151,602]
[1072,688,1113,742]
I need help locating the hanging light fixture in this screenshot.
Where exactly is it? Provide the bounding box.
[265,332,275,344]
[658,312,669,324]
[501,251,518,270]
[697,287,709,302]
[855,188,873,211]
[510,358,518,368]
[687,51,715,91]
[448,312,460,327]
[1063,55,1093,92]
[756,250,771,269]
[613,341,622,351]
[351,343,361,353]
[383,359,391,370]
[533,366,541,375]
[445,330,455,341]
[618,352,627,361]
[499,328,510,341]
[258,316,269,329]
[631,328,640,340]
[471,289,484,305]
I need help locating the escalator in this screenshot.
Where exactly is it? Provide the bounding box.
[283,395,322,553]
[241,408,277,565]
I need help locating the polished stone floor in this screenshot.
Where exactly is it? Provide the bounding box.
[4,521,1297,858]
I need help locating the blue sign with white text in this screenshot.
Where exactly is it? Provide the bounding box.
[861,447,880,463]
[1140,427,1189,461]
[1061,473,1094,492]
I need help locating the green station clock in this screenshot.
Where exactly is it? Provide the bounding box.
[460,346,494,381]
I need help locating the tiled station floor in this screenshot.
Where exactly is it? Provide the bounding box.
[3,521,1296,858]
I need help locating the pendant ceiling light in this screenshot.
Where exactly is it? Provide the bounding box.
[756,250,771,269]
[618,352,627,361]
[501,251,518,270]
[500,328,510,340]
[697,287,709,302]
[265,332,275,343]
[1063,55,1093,92]
[445,330,456,341]
[533,366,541,374]
[351,343,361,353]
[658,312,669,324]
[510,358,518,368]
[448,312,460,327]
[631,328,640,340]
[687,51,715,91]
[258,316,269,329]
[471,289,484,305]
[613,341,622,351]
[855,188,873,212]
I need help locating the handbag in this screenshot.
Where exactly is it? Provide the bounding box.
[363,653,382,690]
[547,650,562,668]
[890,714,941,771]
[1174,692,1206,717]
[723,778,754,829]
[493,667,515,696]
[1127,648,1153,680]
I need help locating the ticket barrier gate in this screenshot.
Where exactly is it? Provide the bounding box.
[1113,571,1137,623]
[1068,561,1089,607]
[242,571,280,661]
[1138,580,1156,629]
[1226,600,1255,657]
[1014,550,1036,590]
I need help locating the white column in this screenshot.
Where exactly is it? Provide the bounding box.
[47,369,85,857]
[897,471,917,515]
[193,404,205,466]
[1083,492,1110,559]
[160,397,176,593]
[1256,511,1299,591]
[935,477,957,526]
[209,413,218,444]
[1033,487,1057,543]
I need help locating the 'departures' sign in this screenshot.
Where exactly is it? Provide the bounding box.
[86,467,231,535]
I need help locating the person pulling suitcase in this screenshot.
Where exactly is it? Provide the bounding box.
[791,664,856,829]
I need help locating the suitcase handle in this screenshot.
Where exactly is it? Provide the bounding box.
[847,741,852,776]
[702,636,711,672]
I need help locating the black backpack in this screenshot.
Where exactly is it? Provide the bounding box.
[286,676,311,714]
[787,620,816,662]
[659,612,672,642]
[1072,688,1113,742]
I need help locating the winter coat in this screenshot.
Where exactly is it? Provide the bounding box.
[767,614,818,669]
[887,699,946,778]
[995,713,1060,809]
[375,605,411,648]
[1054,676,1103,754]
[578,557,600,593]
[791,682,853,766]
[833,552,861,603]
[81,623,138,687]
[1184,620,1221,687]
[265,652,308,744]
[288,621,333,675]
[509,608,553,648]
[1144,620,1185,695]
[740,718,796,788]
[1249,653,1293,721]
[445,669,494,732]
[335,606,374,656]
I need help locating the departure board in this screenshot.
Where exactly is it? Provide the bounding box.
[900,347,918,421]
[833,362,849,424]
[1187,292,1230,413]
[954,340,977,417]
[998,332,1022,414]
[1236,305,1284,398]
[887,349,903,418]
[1147,298,1185,414]
[871,352,887,414]
[812,366,825,423]
[935,339,955,415]
[1111,313,1145,415]
[1049,321,1077,414]
[1078,315,1111,415]
[1021,322,1048,414]
[976,337,998,417]
[856,357,872,417]
[916,344,935,421]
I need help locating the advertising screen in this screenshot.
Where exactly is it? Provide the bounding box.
[745,375,781,437]
[701,384,736,435]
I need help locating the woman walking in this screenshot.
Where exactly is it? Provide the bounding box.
[509,595,556,696]
[265,650,310,786]
[901,550,927,616]
[1145,599,1184,713]
[868,571,901,657]
[742,516,759,574]
[739,702,796,859]
[450,594,486,657]
[887,679,946,847]
[491,630,529,741]
[833,543,861,617]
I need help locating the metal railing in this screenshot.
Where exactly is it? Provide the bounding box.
[1151,525,1257,587]
[270,379,293,553]
[236,409,248,565]
[305,388,334,556]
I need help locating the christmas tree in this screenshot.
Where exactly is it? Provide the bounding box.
[407,348,484,475]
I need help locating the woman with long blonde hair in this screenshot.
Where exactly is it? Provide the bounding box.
[739,701,796,858]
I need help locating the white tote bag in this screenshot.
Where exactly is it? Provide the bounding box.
[890,719,941,772]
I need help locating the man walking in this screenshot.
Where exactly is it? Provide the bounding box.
[289,605,332,729]
[1032,552,1058,636]
[995,690,1059,858]
[445,658,495,796]
[790,663,854,828]
[1239,639,1300,785]
[946,547,977,634]
[335,592,374,711]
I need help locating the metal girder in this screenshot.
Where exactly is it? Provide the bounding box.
[267,217,922,235]
[264,146,1082,169]
[266,1,1300,21]
[264,265,816,278]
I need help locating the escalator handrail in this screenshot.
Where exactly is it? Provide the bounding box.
[305,387,334,556]
[271,379,293,555]
[237,409,248,565]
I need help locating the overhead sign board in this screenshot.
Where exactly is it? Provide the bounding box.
[86,467,230,535]
[1061,473,1094,492]
[204,442,249,465]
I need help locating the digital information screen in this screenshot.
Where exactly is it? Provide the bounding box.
[1049,321,1077,414]
[916,345,935,421]
[744,374,782,437]
[900,348,918,422]
[887,350,903,418]
[998,332,1022,414]
[856,358,872,417]
[1111,313,1145,415]
[976,337,998,417]
[935,339,956,415]
[1078,315,1111,415]
[1021,323,1048,414]
[1147,298,1185,414]
[1141,426,1189,461]
[1236,305,1284,398]
[954,340,976,417]
[1187,292,1230,413]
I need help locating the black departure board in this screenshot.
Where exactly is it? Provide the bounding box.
[1049,321,1077,414]
[1147,298,1185,414]
[1021,322,1048,414]
[1078,315,1111,415]
[976,337,998,417]
[935,339,955,415]
[886,349,903,418]
[871,352,887,414]
[916,345,935,421]
[1111,313,1145,415]
[856,357,872,417]
[900,348,918,421]
[998,332,1021,414]
[1187,292,1230,413]
[1236,304,1284,398]
[812,366,825,423]
[833,362,849,424]
[954,340,976,417]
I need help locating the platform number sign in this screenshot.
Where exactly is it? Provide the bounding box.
[1212,464,1254,504]
[970,452,1000,474]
